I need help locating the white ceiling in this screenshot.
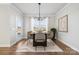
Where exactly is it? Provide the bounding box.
[14,3,67,15]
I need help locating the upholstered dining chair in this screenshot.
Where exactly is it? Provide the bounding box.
[47,28,57,42]
[33,33,47,50]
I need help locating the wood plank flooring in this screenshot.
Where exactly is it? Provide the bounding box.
[0,39,79,55]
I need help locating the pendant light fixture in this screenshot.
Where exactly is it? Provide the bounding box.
[38,3,41,31]
[38,3,41,21]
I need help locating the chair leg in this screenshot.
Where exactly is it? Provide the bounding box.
[44,47,46,51]
[35,46,37,51]
[26,39,29,45]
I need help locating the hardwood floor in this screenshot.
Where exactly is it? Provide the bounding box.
[54,40,79,55]
[0,39,79,55]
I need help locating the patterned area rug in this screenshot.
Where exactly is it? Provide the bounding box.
[16,39,63,52]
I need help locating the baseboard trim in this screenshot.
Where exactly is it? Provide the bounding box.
[58,39,79,52]
[10,38,27,47]
[0,44,10,47]
[10,41,17,47]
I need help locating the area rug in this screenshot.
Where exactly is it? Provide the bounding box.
[16,39,63,52]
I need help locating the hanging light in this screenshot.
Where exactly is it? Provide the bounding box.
[38,3,41,21]
[38,3,41,31]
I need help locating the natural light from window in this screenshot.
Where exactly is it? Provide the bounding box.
[31,17,48,33]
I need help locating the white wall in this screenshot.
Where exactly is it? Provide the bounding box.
[48,15,55,31]
[0,4,10,47]
[55,3,79,51]
[24,16,32,38]
[0,4,24,47]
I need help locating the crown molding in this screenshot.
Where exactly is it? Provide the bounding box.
[10,3,24,15]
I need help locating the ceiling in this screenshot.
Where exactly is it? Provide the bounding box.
[14,3,67,16]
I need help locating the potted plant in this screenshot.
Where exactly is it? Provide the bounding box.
[50,28,57,40]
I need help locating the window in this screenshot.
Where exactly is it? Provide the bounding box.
[31,17,48,33]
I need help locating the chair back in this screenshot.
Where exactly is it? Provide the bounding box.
[35,33,45,39]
